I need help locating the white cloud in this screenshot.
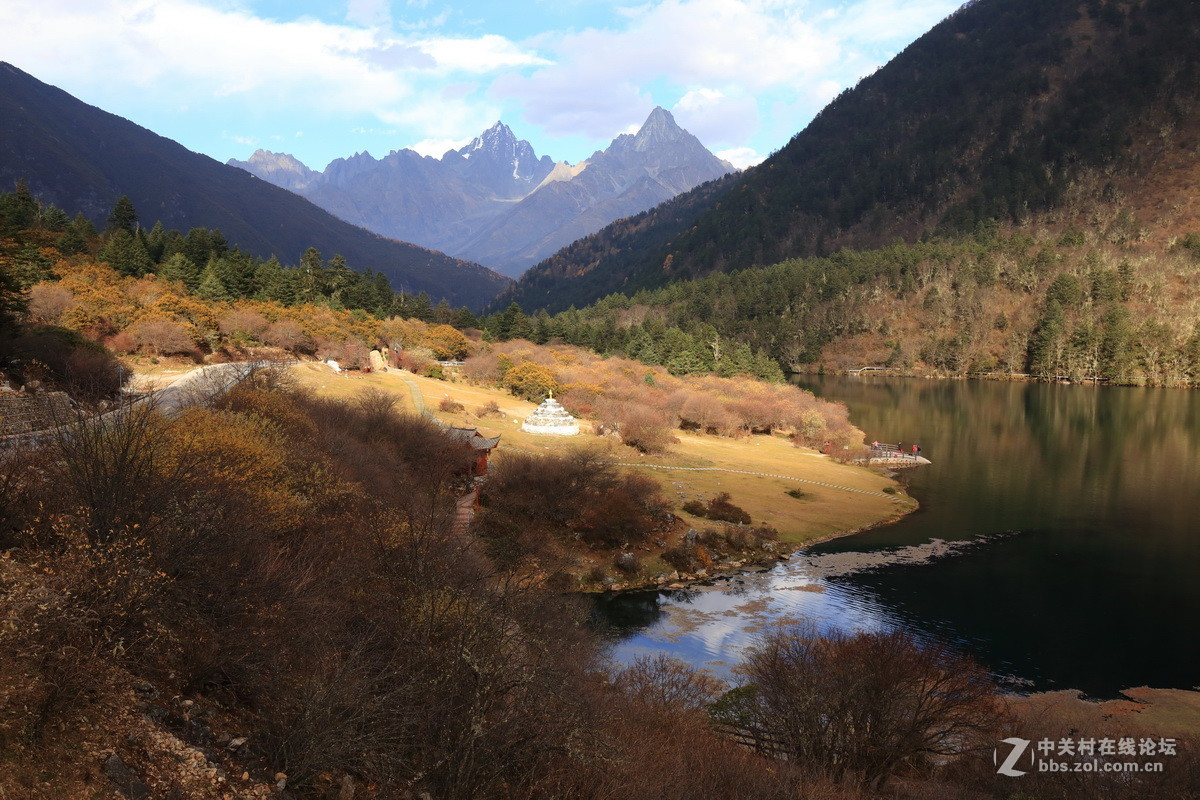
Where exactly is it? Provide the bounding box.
[672,88,759,149]
[407,136,473,157]
[716,146,764,169]
[0,0,541,140]
[346,0,391,28]
[494,0,841,138]
[416,35,551,73]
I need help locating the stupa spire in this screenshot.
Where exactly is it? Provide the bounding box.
[521,394,579,436]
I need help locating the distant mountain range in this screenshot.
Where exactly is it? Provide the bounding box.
[497,0,1200,314]
[0,62,510,309]
[229,108,735,277]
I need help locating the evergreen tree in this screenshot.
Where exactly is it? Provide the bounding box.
[455,306,480,330]
[106,195,138,234]
[145,221,166,262]
[371,272,395,314]
[98,228,153,277]
[327,253,353,300]
[1099,304,1132,381]
[71,212,97,238]
[0,258,26,339]
[197,261,232,302]
[433,299,456,325]
[158,253,200,290]
[1026,299,1065,378]
[56,222,88,256]
[493,302,526,339]
[2,179,40,234]
[299,246,324,304]
[39,204,69,232]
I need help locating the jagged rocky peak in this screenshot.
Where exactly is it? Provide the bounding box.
[228,149,320,192]
[637,106,685,143]
[455,120,553,187]
[323,150,380,189]
[461,121,519,157]
[243,149,312,173]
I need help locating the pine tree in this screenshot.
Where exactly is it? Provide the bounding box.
[452,306,478,329]
[4,179,40,233]
[197,261,232,302]
[57,224,88,256]
[299,247,324,303]
[145,221,166,262]
[327,253,353,301]
[98,228,153,277]
[158,253,200,290]
[106,195,138,233]
[39,204,69,232]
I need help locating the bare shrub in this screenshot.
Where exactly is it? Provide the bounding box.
[26,283,74,323]
[476,399,502,418]
[263,319,311,353]
[438,396,465,413]
[128,316,195,356]
[479,450,671,555]
[7,325,124,401]
[609,403,677,454]
[217,308,269,341]
[741,624,1003,788]
[613,551,641,575]
[614,654,725,711]
[662,544,703,573]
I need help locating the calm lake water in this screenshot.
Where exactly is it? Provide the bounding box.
[596,376,1200,697]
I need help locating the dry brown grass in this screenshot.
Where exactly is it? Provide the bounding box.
[299,363,912,549]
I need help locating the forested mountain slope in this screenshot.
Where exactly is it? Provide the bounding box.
[499,0,1200,313]
[0,63,510,309]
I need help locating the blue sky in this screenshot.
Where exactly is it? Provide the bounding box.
[1,0,963,170]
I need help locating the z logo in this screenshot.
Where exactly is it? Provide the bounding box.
[994,737,1032,777]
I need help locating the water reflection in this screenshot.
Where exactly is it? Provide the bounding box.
[599,377,1200,697]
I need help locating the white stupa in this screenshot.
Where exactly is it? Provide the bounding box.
[521,393,580,436]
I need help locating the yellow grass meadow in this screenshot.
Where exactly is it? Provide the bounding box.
[288,362,916,548]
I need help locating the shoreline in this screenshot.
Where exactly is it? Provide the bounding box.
[594,500,920,594]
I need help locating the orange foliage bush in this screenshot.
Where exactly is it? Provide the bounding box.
[464,340,864,450]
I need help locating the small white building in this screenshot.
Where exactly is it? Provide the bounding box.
[521,395,580,436]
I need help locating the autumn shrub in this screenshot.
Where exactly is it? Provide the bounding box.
[438,396,465,413]
[4,325,124,401]
[740,624,1003,788]
[608,403,677,454]
[262,318,311,352]
[128,316,195,356]
[394,348,430,372]
[478,450,671,556]
[477,399,502,418]
[26,282,74,323]
[502,360,559,401]
[217,307,269,342]
[425,323,471,360]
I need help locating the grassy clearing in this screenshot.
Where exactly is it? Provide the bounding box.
[295,364,915,548]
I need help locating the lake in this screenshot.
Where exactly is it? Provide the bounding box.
[596,375,1200,697]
